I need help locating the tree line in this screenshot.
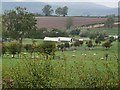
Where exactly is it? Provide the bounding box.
[42,5,68,16]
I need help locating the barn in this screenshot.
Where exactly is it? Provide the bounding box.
[44,37,60,42]
[44,37,73,42]
[59,37,73,42]
[79,38,90,41]
[109,35,118,39]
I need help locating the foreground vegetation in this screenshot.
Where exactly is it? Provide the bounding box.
[2,40,119,88]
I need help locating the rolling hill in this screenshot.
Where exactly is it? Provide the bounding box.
[2,2,118,16]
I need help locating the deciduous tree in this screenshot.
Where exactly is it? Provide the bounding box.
[42,5,53,16]
[2,7,37,44]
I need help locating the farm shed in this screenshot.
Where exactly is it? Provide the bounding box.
[44,37,60,42]
[79,38,90,41]
[79,39,84,41]
[59,37,73,42]
[109,35,118,39]
[44,37,73,42]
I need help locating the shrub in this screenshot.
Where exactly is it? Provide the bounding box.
[79,41,84,46]
[109,36,115,42]
[7,42,22,58]
[102,40,112,49]
[95,38,101,45]
[64,42,70,48]
[41,41,56,59]
[74,40,80,47]
[86,40,93,49]
[80,29,89,37]
[24,44,33,52]
[70,28,80,36]
[1,43,7,56]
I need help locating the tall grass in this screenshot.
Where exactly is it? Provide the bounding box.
[2,52,119,89]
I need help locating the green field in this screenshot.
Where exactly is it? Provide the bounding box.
[2,39,119,88]
[89,28,118,35]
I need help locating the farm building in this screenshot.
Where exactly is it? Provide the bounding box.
[109,35,118,39]
[59,37,73,42]
[44,37,60,42]
[79,38,90,41]
[44,37,73,42]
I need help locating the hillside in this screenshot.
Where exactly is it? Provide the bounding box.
[36,17,107,29]
[2,2,118,16]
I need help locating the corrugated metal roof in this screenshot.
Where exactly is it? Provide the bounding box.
[44,37,59,42]
[44,37,73,42]
[58,37,72,42]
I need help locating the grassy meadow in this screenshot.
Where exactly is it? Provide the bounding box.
[2,38,119,88]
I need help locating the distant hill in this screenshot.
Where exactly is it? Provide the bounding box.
[2,2,118,16]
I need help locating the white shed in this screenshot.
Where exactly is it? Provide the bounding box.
[79,38,90,41]
[109,35,118,39]
[44,37,73,42]
[44,37,60,42]
[58,37,73,42]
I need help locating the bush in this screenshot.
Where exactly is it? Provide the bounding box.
[95,38,101,45]
[24,44,33,52]
[80,29,89,37]
[64,42,70,48]
[109,36,115,42]
[7,42,22,58]
[102,40,112,49]
[70,28,80,36]
[86,40,93,49]
[1,43,7,56]
[79,41,84,46]
[41,41,56,59]
[24,44,37,58]
[74,40,81,47]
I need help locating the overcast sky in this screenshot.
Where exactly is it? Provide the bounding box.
[2,0,119,8]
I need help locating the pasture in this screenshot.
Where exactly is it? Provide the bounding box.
[2,39,119,88]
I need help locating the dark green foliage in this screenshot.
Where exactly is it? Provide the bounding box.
[64,42,70,48]
[48,28,68,37]
[24,44,37,58]
[2,43,7,55]
[62,6,68,17]
[97,32,107,41]
[55,6,68,16]
[109,36,115,42]
[55,7,63,16]
[41,41,56,56]
[86,40,93,48]
[24,44,33,52]
[2,7,37,43]
[102,40,112,49]
[89,31,99,39]
[105,16,115,28]
[95,38,101,45]
[74,40,81,47]
[79,41,84,46]
[80,29,89,37]
[118,35,120,42]
[104,53,109,60]
[70,28,80,36]
[7,42,22,58]
[65,17,73,29]
[26,28,48,39]
[58,44,65,52]
[42,5,53,16]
